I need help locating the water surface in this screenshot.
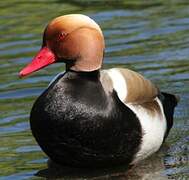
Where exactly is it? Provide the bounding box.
[0,0,189,179]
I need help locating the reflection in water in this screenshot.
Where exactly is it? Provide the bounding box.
[0,0,189,179]
[36,149,167,180]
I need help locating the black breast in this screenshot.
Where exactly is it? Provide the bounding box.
[30,70,142,167]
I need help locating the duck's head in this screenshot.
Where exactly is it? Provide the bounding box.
[19,14,105,77]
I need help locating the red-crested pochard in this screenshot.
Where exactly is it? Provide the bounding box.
[19,14,179,168]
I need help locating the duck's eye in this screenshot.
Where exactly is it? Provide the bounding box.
[58,32,66,41]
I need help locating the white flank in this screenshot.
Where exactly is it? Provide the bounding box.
[127,98,167,164]
[48,72,65,87]
[107,68,127,101]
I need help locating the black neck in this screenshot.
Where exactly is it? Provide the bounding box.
[66,69,100,80]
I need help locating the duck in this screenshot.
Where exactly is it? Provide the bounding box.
[19,14,179,168]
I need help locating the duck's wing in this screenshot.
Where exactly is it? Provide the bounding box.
[100,68,164,163]
[100,68,179,164]
[100,68,159,104]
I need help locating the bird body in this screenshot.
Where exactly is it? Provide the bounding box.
[19,14,178,168]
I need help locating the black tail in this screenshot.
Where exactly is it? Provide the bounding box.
[158,92,179,139]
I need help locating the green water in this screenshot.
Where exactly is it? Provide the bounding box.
[0,0,189,179]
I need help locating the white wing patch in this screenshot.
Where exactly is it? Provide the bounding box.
[103,68,166,164]
[107,68,127,101]
[127,98,167,164]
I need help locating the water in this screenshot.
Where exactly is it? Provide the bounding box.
[0,0,188,179]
